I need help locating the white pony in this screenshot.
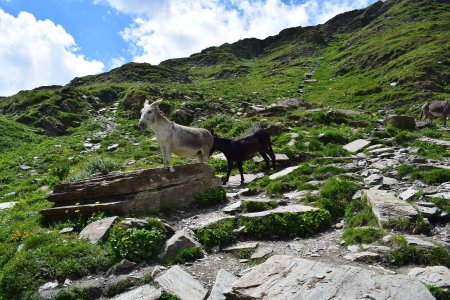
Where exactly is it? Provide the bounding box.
[138,99,214,168]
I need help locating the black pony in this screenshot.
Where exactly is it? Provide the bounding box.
[210,128,276,184]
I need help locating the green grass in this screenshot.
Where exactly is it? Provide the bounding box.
[165,247,204,265]
[344,197,378,228]
[317,177,360,220]
[194,186,227,207]
[397,164,450,184]
[341,227,385,245]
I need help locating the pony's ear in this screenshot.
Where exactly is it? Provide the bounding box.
[210,129,215,136]
[151,99,163,107]
[144,100,149,106]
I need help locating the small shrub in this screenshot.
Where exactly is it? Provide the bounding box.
[318,177,360,219]
[430,197,450,214]
[427,285,450,300]
[264,181,288,196]
[397,164,415,178]
[345,197,378,228]
[341,227,385,245]
[419,168,450,184]
[382,217,430,234]
[160,290,181,300]
[70,156,120,181]
[108,227,165,261]
[195,219,236,249]
[388,236,450,267]
[194,186,227,207]
[242,200,278,212]
[165,247,204,265]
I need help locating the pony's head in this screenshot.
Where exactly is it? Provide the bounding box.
[139,99,162,129]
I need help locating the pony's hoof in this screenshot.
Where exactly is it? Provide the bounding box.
[169,167,175,173]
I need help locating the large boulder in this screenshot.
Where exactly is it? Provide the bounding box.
[226,255,434,299]
[155,265,208,300]
[384,115,416,130]
[41,163,221,219]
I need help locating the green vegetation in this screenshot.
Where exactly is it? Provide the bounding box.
[341,227,385,245]
[388,236,450,267]
[427,285,450,300]
[241,199,279,212]
[194,186,227,207]
[397,164,450,184]
[382,217,430,234]
[317,177,360,220]
[165,247,204,265]
[430,197,450,214]
[160,290,181,300]
[108,226,165,262]
[196,209,331,249]
[344,197,378,228]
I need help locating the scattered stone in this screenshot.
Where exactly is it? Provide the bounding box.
[111,285,162,300]
[251,247,273,260]
[59,227,74,234]
[364,190,418,226]
[269,166,299,180]
[19,165,32,170]
[283,190,316,201]
[228,173,264,186]
[223,201,242,214]
[369,147,395,156]
[404,235,437,248]
[38,281,59,292]
[361,244,391,253]
[408,266,450,289]
[63,279,72,287]
[253,153,289,164]
[3,192,17,197]
[120,218,148,229]
[416,205,441,220]
[364,174,382,186]
[241,204,319,219]
[212,153,227,160]
[0,201,17,210]
[79,216,118,244]
[207,269,238,300]
[223,242,258,253]
[118,259,136,271]
[417,137,450,149]
[344,251,380,262]
[347,245,360,253]
[426,192,450,201]
[384,115,416,130]
[107,143,119,151]
[158,228,202,261]
[226,255,434,299]
[399,189,419,201]
[155,265,208,300]
[343,139,371,153]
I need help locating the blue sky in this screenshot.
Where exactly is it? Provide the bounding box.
[0,0,377,96]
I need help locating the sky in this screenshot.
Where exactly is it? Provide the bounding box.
[0,0,377,97]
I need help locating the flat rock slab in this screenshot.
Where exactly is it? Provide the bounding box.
[399,188,419,201]
[269,166,299,180]
[227,173,264,186]
[0,201,17,210]
[241,204,318,218]
[417,137,450,149]
[79,216,118,244]
[344,251,380,262]
[158,227,202,261]
[41,163,220,218]
[253,153,289,164]
[343,139,371,153]
[404,235,437,248]
[426,192,450,200]
[223,242,259,252]
[111,285,162,300]
[226,255,433,299]
[364,190,418,226]
[207,269,238,300]
[155,265,208,300]
[408,266,450,289]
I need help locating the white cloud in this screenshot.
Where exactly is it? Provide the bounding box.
[98,0,375,65]
[0,9,104,96]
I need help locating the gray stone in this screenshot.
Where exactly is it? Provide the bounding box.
[384,115,416,130]
[59,227,74,234]
[369,147,395,156]
[364,174,382,185]
[426,192,450,201]
[79,216,118,244]
[253,153,289,164]
[344,251,380,262]
[0,201,17,210]
[3,192,17,197]
[207,269,238,300]
[19,165,32,170]
[107,143,119,151]
[365,190,418,226]
[223,201,242,214]
[404,235,437,248]
[283,190,311,201]
[251,247,273,260]
[117,259,136,270]
[241,204,318,219]
[269,166,299,180]
[111,284,162,300]
[42,163,220,219]
[120,218,148,229]
[417,137,450,149]
[408,266,450,289]
[38,281,59,292]
[399,189,419,201]
[223,242,258,253]
[343,139,371,153]
[226,255,434,299]
[155,265,208,300]
[228,173,264,186]
[158,228,202,261]
[382,177,398,186]
[361,244,391,253]
[416,205,441,219]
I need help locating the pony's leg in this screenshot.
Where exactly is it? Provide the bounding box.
[267,143,276,169]
[197,152,204,163]
[443,115,447,127]
[258,150,271,170]
[224,160,233,184]
[237,161,245,184]
[162,146,172,168]
[430,115,434,124]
